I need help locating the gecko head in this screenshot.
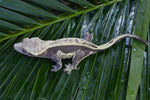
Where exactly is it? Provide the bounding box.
[14,37,46,56]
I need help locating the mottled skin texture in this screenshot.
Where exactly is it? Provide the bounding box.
[14,32,148,74]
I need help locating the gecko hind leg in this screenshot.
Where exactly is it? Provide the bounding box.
[82,32,93,42]
[64,50,92,74]
[51,58,62,72]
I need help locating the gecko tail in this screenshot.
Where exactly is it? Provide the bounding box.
[97,34,148,51]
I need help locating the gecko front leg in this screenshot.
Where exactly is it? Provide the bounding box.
[64,50,94,74]
[51,50,74,72]
[51,57,62,72]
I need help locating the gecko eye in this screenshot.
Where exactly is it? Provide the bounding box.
[22,48,27,53]
[21,48,34,56]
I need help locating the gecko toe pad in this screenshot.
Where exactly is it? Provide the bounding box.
[64,63,74,74]
[64,63,80,74]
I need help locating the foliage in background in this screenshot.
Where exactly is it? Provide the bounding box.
[0,0,149,100]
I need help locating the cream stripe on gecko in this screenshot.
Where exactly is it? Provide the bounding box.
[14,32,148,74]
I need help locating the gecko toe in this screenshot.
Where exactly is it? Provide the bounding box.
[64,63,74,74]
[64,63,79,74]
[51,65,60,72]
[74,67,80,70]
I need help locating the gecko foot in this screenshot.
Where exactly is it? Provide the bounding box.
[51,65,61,72]
[64,63,80,74]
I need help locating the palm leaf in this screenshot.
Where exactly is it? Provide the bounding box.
[0,0,149,100]
[126,0,150,100]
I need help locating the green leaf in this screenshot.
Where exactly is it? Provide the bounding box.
[31,0,75,13]
[0,19,24,30]
[148,24,150,99]
[68,0,95,7]
[0,0,149,100]
[126,0,150,99]
[0,32,9,37]
[0,7,40,25]
[0,0,56,18]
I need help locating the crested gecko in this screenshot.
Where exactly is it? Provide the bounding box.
[14,32,148,74]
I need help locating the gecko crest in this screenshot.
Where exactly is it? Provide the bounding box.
[14,32,148,74]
